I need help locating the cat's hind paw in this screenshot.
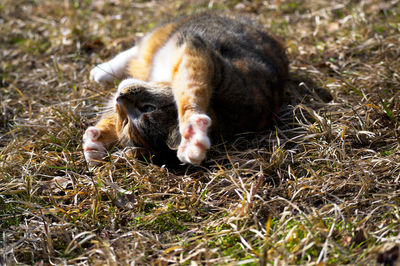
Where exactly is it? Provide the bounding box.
[83,127,107,165]
[177,114,211,165]
[90,63,118,85]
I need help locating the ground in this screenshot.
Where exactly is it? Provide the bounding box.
[1,0,400,264]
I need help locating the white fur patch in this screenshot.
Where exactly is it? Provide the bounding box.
[117,78,149,92]
[90,46,138,85]
[177,114,212,165]
[83,126,107,165]
[149,37,177,82]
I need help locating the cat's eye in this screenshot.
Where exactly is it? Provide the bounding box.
[139,104,156,113]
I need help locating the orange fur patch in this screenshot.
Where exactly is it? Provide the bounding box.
[171,43,213,125]
[95,112,118,148]
[128,23,178,81]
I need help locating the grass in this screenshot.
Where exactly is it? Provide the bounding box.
[1,0,400,264]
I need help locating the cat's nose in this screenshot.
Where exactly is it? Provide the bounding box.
[116,92,125,104]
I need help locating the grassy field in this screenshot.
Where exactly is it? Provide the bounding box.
[1,0,400,264]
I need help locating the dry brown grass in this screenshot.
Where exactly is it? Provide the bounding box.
[1,0,400,264]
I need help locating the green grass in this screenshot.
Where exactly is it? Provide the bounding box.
[1,0,400,264]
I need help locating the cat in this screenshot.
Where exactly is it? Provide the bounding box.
[83,12,289,165]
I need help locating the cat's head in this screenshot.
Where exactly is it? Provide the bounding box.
[114,79,179,158]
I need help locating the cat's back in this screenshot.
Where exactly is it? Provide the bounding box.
[174,13,281,57]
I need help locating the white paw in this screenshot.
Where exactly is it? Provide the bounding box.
[90,63,118,85]
[83,126,107,165]
[177,114,211,165]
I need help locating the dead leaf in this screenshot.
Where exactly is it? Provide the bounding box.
[353,228,368,247]
[39,177,72,194]
[341,235,352,247]
[106,181,137,210]
[234,3,246,10]
[114,192,136,210]
[327,22,340,32]
[82,38,105,53]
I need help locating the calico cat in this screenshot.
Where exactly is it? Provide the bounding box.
[83,12,288,165]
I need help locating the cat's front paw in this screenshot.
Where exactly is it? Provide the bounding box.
[83,127,107,165]
[177,114,211,165]
[90,63,118,85]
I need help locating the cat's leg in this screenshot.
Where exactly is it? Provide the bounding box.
[83,113,118,165]
[171,36,214,165]
[90,46,138,85]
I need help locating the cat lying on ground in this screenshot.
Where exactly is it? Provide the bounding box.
[83,12,288,165]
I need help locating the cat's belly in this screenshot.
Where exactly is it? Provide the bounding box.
[148,36,178,83]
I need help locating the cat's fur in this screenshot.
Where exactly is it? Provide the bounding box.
[83,12,289,165]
